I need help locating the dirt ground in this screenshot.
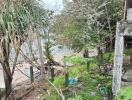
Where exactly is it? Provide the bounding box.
[0,48,98,99]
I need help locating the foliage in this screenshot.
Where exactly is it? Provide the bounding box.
[53,76,65,87]
[124,48,132,55]
[66,66,87,78]
[51,61,112,99]
[103,52,114,64]
[43,38,54,62]
[0,0,48,67]
[63,72,112,100]
[63,53,114,71]
[64,55,86,65]
[77,73,112,100]
[50,94,59,100]
[64,55,94,66]
[115,87,132,100]
[53,0,123,51]
[67,95,83,100]
[0,0,50,97]
[49,59,112,100]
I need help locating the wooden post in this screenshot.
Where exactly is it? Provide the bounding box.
[63,56,69,87]
[87,60,90,72]
[98,47,103,73]
[50,67,54,82]
[123,0,127,21]
[65,72,69,87]
[30,66,34,83]
[112,22,124,95]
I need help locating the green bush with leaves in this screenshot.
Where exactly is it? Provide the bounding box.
[124,49,132,56]
[77,73,112,100]
[63,55,96,68]
[67,95,83,100]
[103,52,114,64]
[65,66,87,78]
[115,86,132,100]
[53,76,65,87]
[64,55,87,65]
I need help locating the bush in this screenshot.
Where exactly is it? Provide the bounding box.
[103,52,114,64]
[63,55,87,65]
[53,76,65,87]
[115,86,132,100]
[63,55,97,70]
[65,66,87,78]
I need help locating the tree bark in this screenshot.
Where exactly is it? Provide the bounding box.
[11,49,19,76]
[3,70,12,99]
[83,49,89,58]
[98,47,103,73]
[1,38,12,99]
[2,52,12,99]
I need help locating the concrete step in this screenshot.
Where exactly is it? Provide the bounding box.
[124,69,132,76]
[121,81,132,86]
[122,75,132,82]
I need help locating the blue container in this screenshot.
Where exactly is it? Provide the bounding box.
[68,77,77,85]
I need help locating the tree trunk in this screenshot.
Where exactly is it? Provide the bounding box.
[98,47,103,73]
[1,38,12,99]
[83,49,89,58]
[2,52,12,99]
[50,67,54,82]
[65,72,69,87]
[3,70,12,99]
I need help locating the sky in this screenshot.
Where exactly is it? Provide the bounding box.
[42,0,64,12]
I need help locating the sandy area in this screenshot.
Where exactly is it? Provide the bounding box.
[0,63,38,89]
[0,47,98,89]
[0,47,74,89]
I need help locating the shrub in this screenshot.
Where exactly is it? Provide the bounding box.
[63,55,86,65]
[115,86,132,100]
[53,76,65,87]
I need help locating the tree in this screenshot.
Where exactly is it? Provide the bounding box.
[0,0,48,98]
[53,0,123,54]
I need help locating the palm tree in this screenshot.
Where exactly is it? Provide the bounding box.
[0,0,48,99]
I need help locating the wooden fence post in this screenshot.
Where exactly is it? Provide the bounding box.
[30,66,34,83]
[51,67,54,82]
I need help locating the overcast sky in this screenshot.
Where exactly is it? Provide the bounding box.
[42,0,63,12]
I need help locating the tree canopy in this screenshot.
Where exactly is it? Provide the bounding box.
[53,0,123,52]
